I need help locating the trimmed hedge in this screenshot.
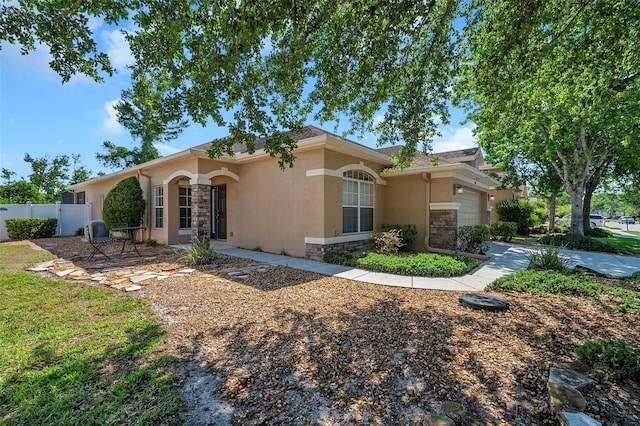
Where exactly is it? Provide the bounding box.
[102,176,145,230]
[5,218,57,239]
[539,234,618,253]
[490,221,517,241]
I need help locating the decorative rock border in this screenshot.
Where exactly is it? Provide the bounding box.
[547,365,601,426]
[28,258,273,291]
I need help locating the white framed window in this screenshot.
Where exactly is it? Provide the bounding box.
[154,186,164,229]
[179,186,191,229]
[342,170,374,233]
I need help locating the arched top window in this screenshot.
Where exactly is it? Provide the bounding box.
[343,170,374,233]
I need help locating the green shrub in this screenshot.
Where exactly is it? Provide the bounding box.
[356,252,478,277]
[531,201,548,227]
[381,224,417,248]
[5,218,57,239]
[540,234,618,253]
[323,251,358,267]
[102,176,145,230]
[457,225,489,254]
[585,227,611,238]
[486,270,600,297]
[178,237,217,266]
[527,247,570,272]
[371,229,404,255]
[145,238,157,247]
[75,227,85,236]
[496,199,534,234]
[490,221,517,241]
[576,339,640,382]
[486,270,640,312]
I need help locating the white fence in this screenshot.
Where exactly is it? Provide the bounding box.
[0,202,91,240]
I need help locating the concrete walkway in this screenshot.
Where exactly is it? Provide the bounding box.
[194,242,635,292]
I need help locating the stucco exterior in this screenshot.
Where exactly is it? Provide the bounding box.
[68,126,498,259]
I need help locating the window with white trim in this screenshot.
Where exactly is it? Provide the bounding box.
[154,186,164,229]
[342,170,374,233]
[179,186,191,229]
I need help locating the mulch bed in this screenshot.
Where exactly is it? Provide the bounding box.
[29,236,640,425]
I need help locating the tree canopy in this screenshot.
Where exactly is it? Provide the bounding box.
[3,0,639,224]
[2,0,463,168]
[459,0,640,235]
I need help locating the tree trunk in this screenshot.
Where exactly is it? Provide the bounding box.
[568,183,585,236]
[582,170,602,234]
[548,193,557,233]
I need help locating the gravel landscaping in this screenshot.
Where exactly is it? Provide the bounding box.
[30,237,640,425]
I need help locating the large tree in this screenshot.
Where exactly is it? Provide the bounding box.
[2,0,462,168]
[459,0,640,236]
[23,154,71,202]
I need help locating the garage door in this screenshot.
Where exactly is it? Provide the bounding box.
[454,190,480,227]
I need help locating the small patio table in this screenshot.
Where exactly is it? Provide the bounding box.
[111,226,144,256]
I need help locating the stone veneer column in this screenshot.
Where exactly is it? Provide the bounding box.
[191,184,211,241]
[429,209,458,250]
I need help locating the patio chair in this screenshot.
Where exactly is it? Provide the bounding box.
[85,220,115,261]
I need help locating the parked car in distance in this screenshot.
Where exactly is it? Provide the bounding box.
[619,216,635,224]
[589,214,605,227]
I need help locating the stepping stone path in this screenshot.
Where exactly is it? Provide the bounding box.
[28,258,273,291]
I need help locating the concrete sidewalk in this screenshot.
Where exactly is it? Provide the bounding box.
[193,242,640,292]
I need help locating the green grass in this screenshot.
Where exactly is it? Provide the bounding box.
[624,230,640,236]
[0,270,185,425]
[0,243,55,273]
[605,236,640,253]
[324,251,479,277]
[487,270,640,313]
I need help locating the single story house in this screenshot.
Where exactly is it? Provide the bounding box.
[67,126,499,260]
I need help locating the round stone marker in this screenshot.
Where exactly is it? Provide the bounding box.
[459,294,509,311]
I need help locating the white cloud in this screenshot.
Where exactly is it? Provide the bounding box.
[103,29,134,71]
[102,99,123,135]
[0,40,56,79]
[155,142,181,157]
[432,125,478,152]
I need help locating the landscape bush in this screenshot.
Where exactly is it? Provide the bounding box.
[457,225,489,254]
[487,270,640,313]
[5,218,57,239]
[178,237,217,266]
[490,221,517,241]
[381,224,418,249]
[540,234,617,253]
[323,251,478,277]
[530,201,548,227]
[323,251,358,267]
[495,199,535,233]
[576,339,640,382]
[527,247,570,272]
[102,176,145,230]
[585,227,611,238]
[356,252,478,277]
[370,229,404,255]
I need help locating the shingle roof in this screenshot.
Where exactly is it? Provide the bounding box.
[191,125,480,169]
[374,145,480,169]
[191,125,379,155]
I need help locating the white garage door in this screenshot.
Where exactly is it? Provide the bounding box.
[455,190,480,227]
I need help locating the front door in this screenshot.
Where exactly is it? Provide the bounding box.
[211,185,227,240]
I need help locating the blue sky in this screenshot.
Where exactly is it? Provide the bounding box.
[0,22,477,182]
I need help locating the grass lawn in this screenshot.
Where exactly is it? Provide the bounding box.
[606,235,640,253]
[0,244,184,425]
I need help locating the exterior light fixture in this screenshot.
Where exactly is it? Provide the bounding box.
[454,184,464,195]
[489,194,495,201]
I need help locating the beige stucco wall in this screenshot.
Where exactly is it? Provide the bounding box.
[383,175,427,251]
[231,149,325,257]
